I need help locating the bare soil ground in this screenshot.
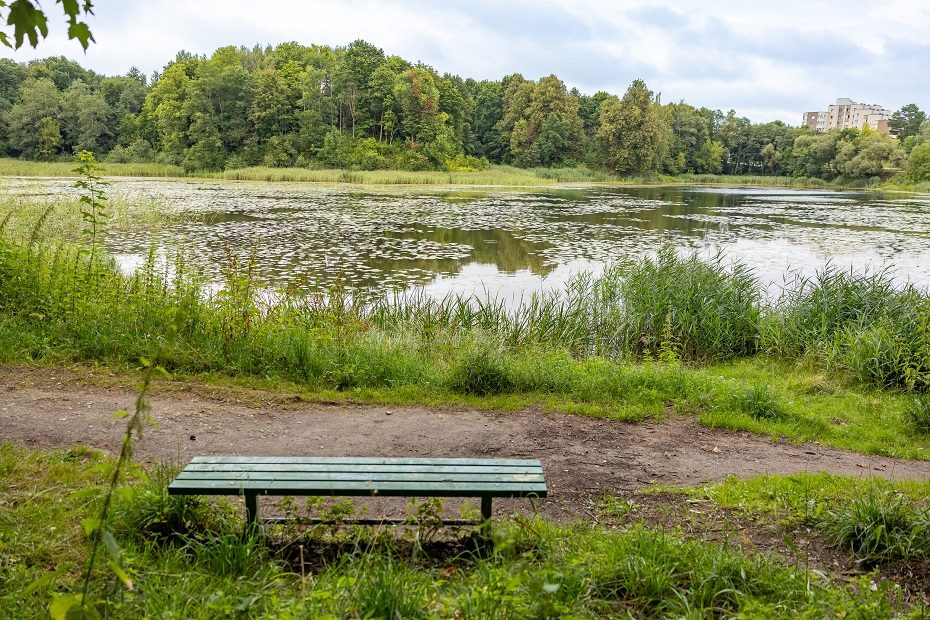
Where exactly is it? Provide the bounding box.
[2,365,928,521]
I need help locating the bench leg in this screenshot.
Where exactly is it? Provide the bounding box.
[245,493,259,527]
[481,496,492,521]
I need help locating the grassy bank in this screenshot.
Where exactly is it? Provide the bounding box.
[2,443,919,618]
[2,157,928,191]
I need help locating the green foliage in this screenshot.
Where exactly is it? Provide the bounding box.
[907,141,930,182]
[787,128,906,181]
[182,112,226,172]
[596,80,663,174]
[498,74,583,167]
[36,116,61,160]
[105,138,154,164]
[0,0,95,50]
[694,138,725,174]
[110,464,220,544]
[0,42,917,183]
[8,77,62,159]
[613,248,762,360]
[889,103,927,141]
[72,150,109,267]
[763,266,930,391]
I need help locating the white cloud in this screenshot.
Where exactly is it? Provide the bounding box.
[0,0,927,123]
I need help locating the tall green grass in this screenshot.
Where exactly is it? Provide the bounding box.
[1,215,928,391]
[0,194,178,241]
[4,157,928,191]
[762,266,930,390]
[672,173,830,188]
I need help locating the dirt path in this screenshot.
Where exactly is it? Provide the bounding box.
[2,366,929,520]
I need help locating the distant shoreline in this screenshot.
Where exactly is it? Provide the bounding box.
[0,159,927,193]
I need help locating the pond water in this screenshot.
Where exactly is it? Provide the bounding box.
[5,178,930,300]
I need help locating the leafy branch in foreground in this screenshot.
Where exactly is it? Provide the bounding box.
[0,0,95,50]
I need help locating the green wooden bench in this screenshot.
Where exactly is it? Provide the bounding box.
[168,456,547,526]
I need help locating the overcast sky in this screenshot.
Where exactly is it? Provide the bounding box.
[1,0,927,124]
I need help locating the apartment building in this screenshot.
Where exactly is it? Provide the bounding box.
[803,98,892,134]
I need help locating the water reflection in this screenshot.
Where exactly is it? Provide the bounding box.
[1,178,928,297]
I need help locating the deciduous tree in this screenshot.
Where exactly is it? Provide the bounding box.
[595,80,663,174]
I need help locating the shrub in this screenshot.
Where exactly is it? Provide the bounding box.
[907,141,930,182]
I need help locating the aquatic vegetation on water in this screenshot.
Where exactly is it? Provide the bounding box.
[3,178,929,299]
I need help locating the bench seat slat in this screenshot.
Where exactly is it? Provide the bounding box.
[182,463,542,475]
[189,456,540,467]
[175,471,545,483]
[168,479,547,497]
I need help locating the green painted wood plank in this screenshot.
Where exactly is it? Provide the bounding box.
[176,471,545,483]
[168,479,547,497]
[189,456,541,467]
[182,464,542,475]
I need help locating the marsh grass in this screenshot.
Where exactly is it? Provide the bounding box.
[762,265,930,390]
[0,443,913,619]
[215,164,620,185]
[612,248,762,360]
[0,194,178,241]
[0,158,183,178]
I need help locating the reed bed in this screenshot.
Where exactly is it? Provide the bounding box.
[214,164,614,185]
[0,158,183,178]
[2,222,927,394]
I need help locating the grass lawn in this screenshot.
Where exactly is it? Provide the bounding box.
[1,443,920,619]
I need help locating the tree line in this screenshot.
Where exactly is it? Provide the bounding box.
[1,40,928,182]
